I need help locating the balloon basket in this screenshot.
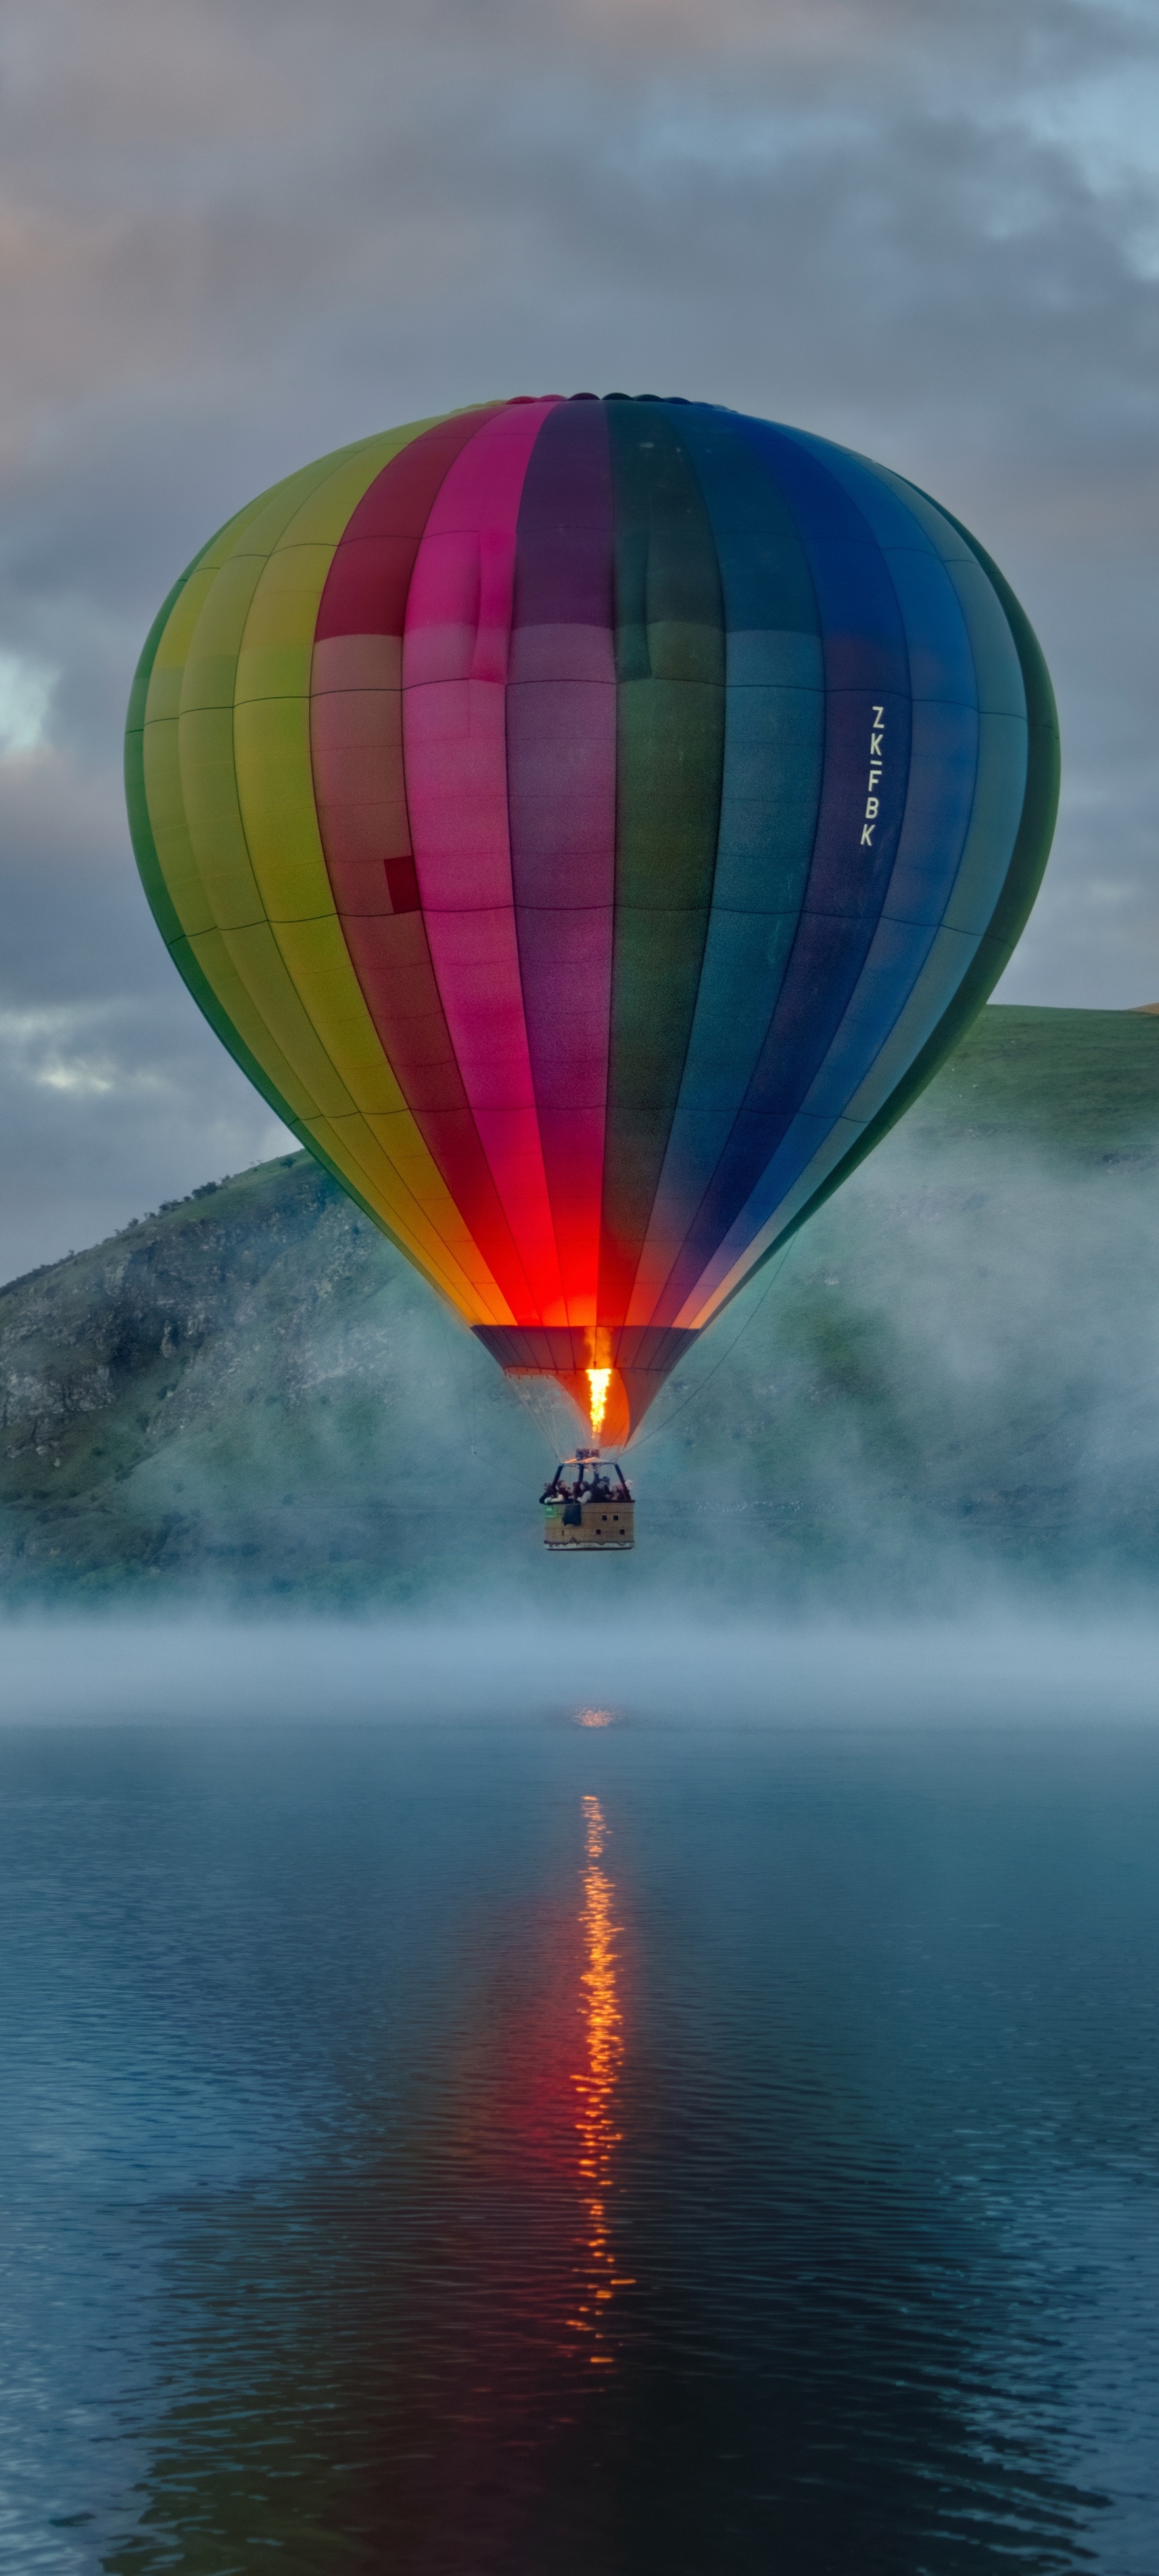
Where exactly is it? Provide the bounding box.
[540,1455,635,1551]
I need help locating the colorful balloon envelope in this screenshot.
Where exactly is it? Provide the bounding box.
[126,396,1058,1447]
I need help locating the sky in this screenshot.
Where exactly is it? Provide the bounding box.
[1,0,1158,1282]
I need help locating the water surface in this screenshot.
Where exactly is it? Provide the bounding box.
[2,1713,1157,2573]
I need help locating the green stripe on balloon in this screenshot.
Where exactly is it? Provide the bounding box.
[126,543,398,1245]
[600,398,726,1323]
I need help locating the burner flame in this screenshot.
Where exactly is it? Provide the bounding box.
[586,1367,611,1439]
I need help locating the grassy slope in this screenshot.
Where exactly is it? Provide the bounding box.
[3,1005,1159,1607]
[893,1002,1159,1153]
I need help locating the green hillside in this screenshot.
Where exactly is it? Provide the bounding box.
[3,1005,1159,1607]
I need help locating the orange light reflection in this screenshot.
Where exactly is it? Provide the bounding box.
[570,1794,632,2370]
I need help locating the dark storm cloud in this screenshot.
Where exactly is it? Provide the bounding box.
[1,0,1157,1276]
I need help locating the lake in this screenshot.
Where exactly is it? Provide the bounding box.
[2,1707,1157,2573]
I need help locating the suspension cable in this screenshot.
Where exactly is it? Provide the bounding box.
[627,1239,797,1454]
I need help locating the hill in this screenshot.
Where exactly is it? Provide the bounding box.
[3,1005,1159,1608]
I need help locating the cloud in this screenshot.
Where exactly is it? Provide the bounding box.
[0,652,54,755]
[1,0,1158,1276]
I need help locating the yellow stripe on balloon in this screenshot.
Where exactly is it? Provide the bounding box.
[179,928,338,1130]
[142,469,339,939]
[141,420,514,1325]
[177,935,478,1311]
[311,1112,497,1301]
[212,922,361,1121]
[142,711,216,939]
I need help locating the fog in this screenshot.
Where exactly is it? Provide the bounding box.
[3,1001,1158,1694]
[2,1605,1158,1731]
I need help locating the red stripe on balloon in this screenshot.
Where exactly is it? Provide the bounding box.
[402,398,568,1326]
[311,407,544,1323]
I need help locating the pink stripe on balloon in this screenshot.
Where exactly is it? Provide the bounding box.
[506,395,617,1328]
[402,398,567,1325]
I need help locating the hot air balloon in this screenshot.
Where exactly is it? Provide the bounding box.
[125,394,1058,1478]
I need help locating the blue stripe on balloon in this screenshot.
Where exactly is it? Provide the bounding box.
[647,417,916,1328]
[782,428,981,931]
[794,913,950,1122]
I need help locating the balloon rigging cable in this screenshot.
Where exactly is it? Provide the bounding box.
[627,1237,798,1455]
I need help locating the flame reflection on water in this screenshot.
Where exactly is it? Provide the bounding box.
[567,1794,632,2368]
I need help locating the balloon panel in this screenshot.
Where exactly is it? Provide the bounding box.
[126,399,1058,1439]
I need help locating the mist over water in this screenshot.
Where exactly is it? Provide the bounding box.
[5,1604,1159,1730]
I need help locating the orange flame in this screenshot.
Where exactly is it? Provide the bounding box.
[586,1366,611,1439]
